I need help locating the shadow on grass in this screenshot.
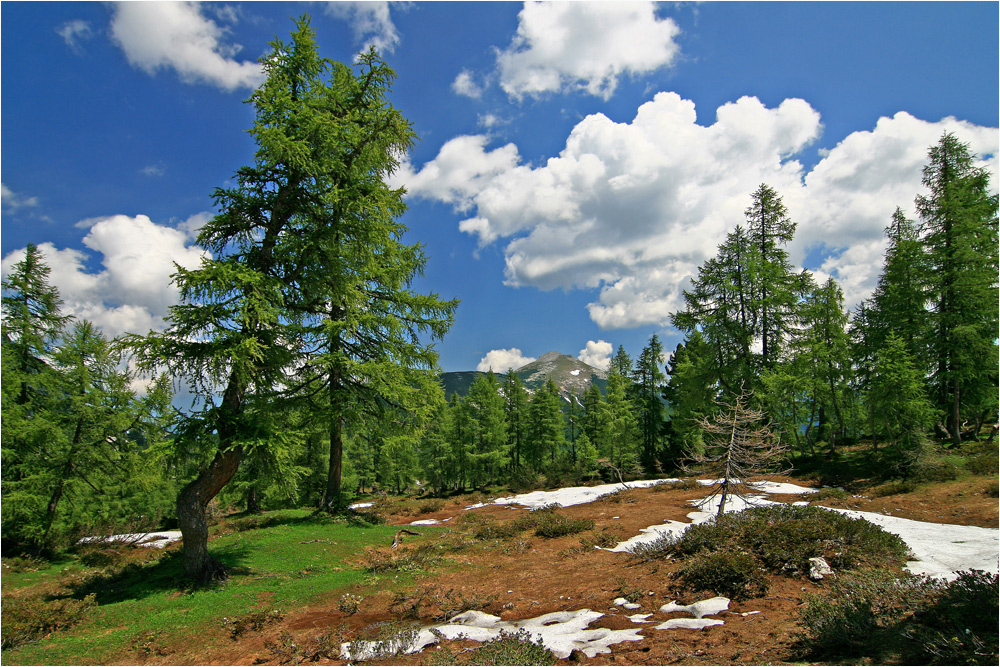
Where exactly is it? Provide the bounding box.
[791,446,905,489]
[62,541,259,606]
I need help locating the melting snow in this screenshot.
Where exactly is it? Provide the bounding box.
[340,609,644,661]
[660,597,730,618]
[78,531,182,549]
[476,479,674,510]
[604,484,998,581]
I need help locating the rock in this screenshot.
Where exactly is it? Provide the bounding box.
[808,557,833,580]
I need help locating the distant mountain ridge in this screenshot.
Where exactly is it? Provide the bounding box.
[440,351,607,399]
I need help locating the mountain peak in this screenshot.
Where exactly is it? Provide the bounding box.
[515,352,607,397]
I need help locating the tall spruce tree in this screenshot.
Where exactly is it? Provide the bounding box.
[127,18,455,581]
[632,334,666,470]
[916,133,999,444]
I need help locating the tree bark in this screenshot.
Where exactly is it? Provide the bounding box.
[176,443,243,583]
[323,413,344,510]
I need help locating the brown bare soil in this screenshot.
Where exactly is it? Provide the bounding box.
[127,475,998,666]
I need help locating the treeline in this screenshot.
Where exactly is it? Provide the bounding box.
[669,134,998,463]
[2,95,998,552]
[1,246,179,553]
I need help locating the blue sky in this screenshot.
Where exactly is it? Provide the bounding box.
[2,1,997,374]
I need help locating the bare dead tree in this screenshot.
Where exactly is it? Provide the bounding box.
[683,385,789,518]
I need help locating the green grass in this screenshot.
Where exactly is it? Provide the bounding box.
[2,510,444,665]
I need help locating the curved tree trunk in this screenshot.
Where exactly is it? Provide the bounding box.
[176,443,243,583]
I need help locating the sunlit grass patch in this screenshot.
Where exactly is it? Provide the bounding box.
[2,511,441,665]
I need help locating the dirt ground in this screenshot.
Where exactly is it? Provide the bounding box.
[134,475,998,666]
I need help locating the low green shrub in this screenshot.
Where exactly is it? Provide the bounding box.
[470,629,555,666]
[526,513,594,539]
[908,570,999,665]
[1,555,48,573]
[579,528,622,550]
[472,520,523,541]
[626,534,676,562]
[676,549,770,600]
[221,608,285,641]
[418,499,446,514]
[1,592,96,650]
[912,459,960,483]
[356,546,438,574]
[983,480,999,497]
[809,487,849,501]
[966,452,998,476]
[656,478,702,491]
[672,505,910,574]
[797,569,998,665]
[77,546,131,569]
[870,479,918,497]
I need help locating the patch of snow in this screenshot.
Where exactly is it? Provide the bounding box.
[408,519,442,526]
[613,597,642,610]
[628,614,653,623]
[655,618,724,630]
[340,608,644,661]
[570,369,581,376]
[659,597,730,618]
[349,502,374,509]
[78,531,182,549]
[609,488,999,581]
[481,479,676,510]
[821,506,999,581]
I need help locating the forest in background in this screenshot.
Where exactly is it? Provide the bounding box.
[2,18,997,581]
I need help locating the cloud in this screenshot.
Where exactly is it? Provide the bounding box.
[324,1,403,55]
[1,213,210,339]
[56,19,94,54]
[1,183,39,212]
[398,93,997,329]
[798,112,999,307]
[578,340,612,370]
[109,1,264,91]
[452,69,485,99]
[496,1,681,101]
[477,348,536,373]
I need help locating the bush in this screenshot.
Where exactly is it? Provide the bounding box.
[1,592,97,650]
[526,513,594,539]
[470,629,555,666]
[984,480,999,498]
[809,487,849,501]
[912,459,960,483]
[222,608,285,641]
[579,528,622,550]
[1,555,48,573]
[797,569,998,665]
[355,546,438,574]
[966,452,998,476]
[627,534,676,562]
[870,479,918,497]
[675,549,769,600]
[905,570,999,665]
[672,505,910,574]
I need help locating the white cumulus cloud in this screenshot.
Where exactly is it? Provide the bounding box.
[578,340,612,370]
[452,69,485,99]
[1,213,210,339]
[110,1,264,91]
[324,1,403,55]
[496,1,681,101]
[477,348,536,373]
[56,19,94,54]
[397,92,997,330]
